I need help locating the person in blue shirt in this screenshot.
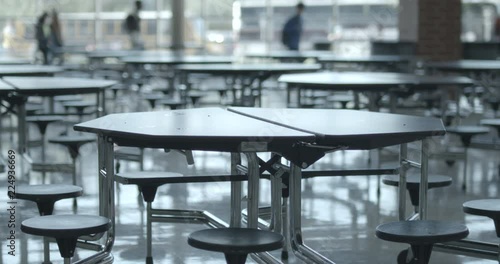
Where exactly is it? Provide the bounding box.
[282,3,305,50]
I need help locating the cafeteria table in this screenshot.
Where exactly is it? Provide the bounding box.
[121,54,235,95]
[0,65,63,76]
[121,54,235,66]
[245,50,334,62]
[175,63,321,106]
[426,60,500,73]
[279,71,473,112]
[426,60,500,108]
[0,57,32,65]
[74,107,445,264]
[318,55,415,72]
[2,77,116,165]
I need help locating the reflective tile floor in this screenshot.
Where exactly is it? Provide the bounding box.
[1,86,500,263]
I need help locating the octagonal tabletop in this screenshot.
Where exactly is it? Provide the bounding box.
[228,107,446,149]
[3,77,116,96]
[278,71,473,91]
[74,107,315,154]
[175,63,321,75]
[426,60,500,72]
[121,55,234,65]
[0,65,63,77]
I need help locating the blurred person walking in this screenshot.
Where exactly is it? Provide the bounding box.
[282,2,305,50]
[124,0,144,49]
[35,12,50,64]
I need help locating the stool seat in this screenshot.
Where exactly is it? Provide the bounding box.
[22,214,110,259]
[188,228,284,263]
[54,95,83,102]
[26,115,65,122]
[160,99,185,110]
[376,220,468,245]
[109,84,127,98]
[463,199,500,219]
[116,171,248,263]
[187,91,205,105]
[25,104,45,115]
[487,98,499,111]
[116,171,247,186]
[447,126,491,135]
[49,135,95,159]
[15,184,83,215]
[143,94,165,109]
[480,119,500,135]
[382,175,452,208]
[376,220,468,263]
[15,184,83,202]
[382,175,452,190]
[299,102,316,109]
[446,126,490,146]
[27,115,65,134]
[22,214,110,238]
[463,199,500,237]
[116,171,247,202]
[327,94,353,109]
[62,101,95,113]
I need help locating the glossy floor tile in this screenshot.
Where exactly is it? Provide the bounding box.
[1,83,500,263]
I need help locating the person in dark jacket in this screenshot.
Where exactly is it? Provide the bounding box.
[124,0,144,49]
[282,3,305,50]
[35,12,50,64]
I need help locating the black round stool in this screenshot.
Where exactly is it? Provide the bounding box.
[115,171,183,264]
[15,184,83,215]
[62,101,95,122]
[479,119,500,176]
[54,95,83,103]
[21,214,110,264]
[213,87,228,104]
[160,98,185,110]
[26,104,45,115]
[187,90,205,107]
[382,175,452,212]
[143,93,165,110]
[486,98,499,115]
[188,228,284,264]
[48,135,96,185]
[480,119,500,137]
[15,184,83,264]
[463,199,500,237]
[446,126,490,190]
[327,94,354,109]
[431,110,468,127]
[376,220,469,264]
[48,135,95,208]
[26,115,65,183]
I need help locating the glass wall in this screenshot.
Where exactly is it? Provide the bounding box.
[0,0,401,57]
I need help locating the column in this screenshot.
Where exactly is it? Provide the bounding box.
[171,0,185,50]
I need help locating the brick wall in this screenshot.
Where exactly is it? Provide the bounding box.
[417,0,462,60]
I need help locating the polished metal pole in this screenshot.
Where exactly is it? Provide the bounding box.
[230,153,242,227]
[399,143,408,220]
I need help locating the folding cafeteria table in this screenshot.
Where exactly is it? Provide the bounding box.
[175,63,321,106]
[244,50,334,62]
[74,107,445,264]
[121,54,235,95]
[2,77,116,167]
[278,71,473,112]
[0,65,63,76]
[318,55,415,72]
